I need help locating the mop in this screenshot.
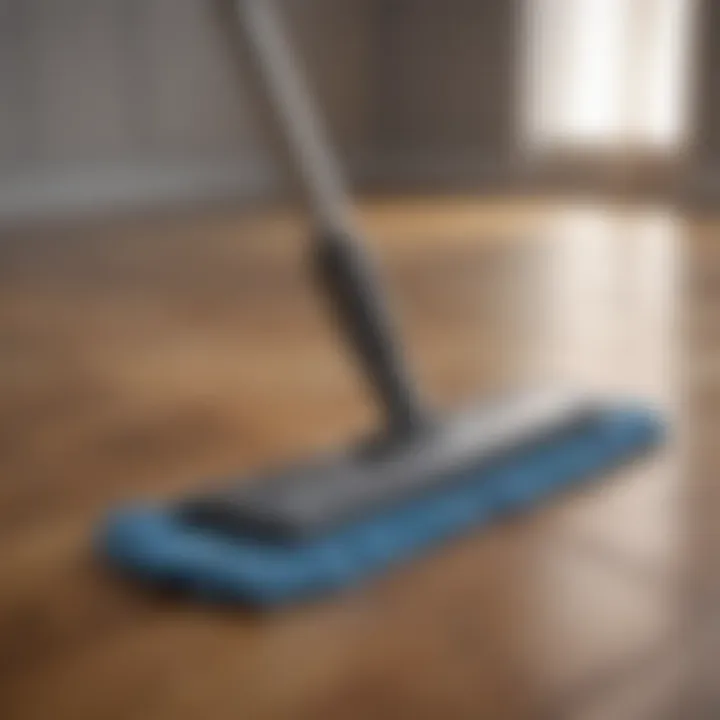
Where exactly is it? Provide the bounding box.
[97,0,665,607]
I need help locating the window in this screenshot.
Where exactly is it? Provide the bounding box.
[523,0,695,154]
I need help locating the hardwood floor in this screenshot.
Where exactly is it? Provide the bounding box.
[0,197,712,719]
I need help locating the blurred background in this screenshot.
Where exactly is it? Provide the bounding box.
[2,2,719,720]
[0,0,709,218]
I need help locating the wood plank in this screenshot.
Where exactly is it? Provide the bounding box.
[0,197,697,719]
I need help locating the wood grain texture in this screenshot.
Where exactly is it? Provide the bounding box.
[0,197,707,719]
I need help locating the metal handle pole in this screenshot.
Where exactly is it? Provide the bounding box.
[233,0,427,433]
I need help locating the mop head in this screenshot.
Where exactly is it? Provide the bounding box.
[98,405,664,607]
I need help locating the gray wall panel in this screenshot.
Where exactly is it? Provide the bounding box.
[0,0,520,219]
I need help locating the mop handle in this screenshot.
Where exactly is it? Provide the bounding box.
[233,0,426,433]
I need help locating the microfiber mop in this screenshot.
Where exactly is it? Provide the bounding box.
[97,0,665,607]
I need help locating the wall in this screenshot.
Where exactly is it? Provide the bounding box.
[0,0,520,221]
[371,0,520,191]
[687,0,720,203]
[0,0,376,220]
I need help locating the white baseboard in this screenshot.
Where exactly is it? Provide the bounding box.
[0,150,517,225]
[0,158,279,224]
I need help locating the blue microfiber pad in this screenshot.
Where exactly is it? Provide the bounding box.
[98,405,664,607]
